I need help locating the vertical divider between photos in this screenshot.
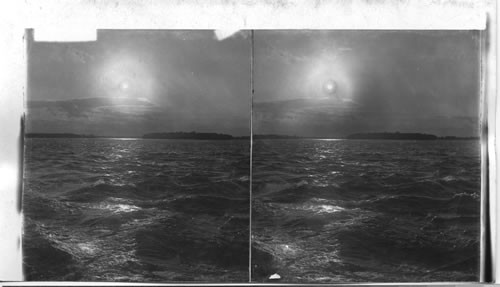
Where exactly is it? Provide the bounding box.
[248,29,254,283]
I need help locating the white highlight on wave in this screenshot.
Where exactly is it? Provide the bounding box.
[309,204,344,214]
[301,198,345,214]
[93,202,141,213]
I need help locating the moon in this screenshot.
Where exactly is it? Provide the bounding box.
[120,81,130,92]
[322,79,337,96]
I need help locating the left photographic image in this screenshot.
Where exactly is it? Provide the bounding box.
[23,30,251,281]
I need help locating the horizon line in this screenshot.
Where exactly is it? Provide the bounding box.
[24,131,480,140]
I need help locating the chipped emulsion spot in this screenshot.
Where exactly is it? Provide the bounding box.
[214,30,241,41]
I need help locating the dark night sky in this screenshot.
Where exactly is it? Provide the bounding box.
[28,30,480,138]
[253,30,481,137]
[28,30,251,137]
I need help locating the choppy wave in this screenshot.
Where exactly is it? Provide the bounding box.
[24,138,249,282]
[252,139,480,282]
[24,138,481,282]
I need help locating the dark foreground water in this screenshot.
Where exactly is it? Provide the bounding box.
[24,138,250,281]
[24,138,481,282]
[252,139,480,282]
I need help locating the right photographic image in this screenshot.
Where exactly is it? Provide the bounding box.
[251,30,482,282]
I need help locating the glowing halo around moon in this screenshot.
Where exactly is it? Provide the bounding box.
[322,79,337,95]
[95,52,157,101]
[302,52,356,102]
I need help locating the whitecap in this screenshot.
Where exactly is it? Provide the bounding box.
[92,202,141,213]
[301,200,345,214]
[77,242,98,255]
[442,175,457,182]
[315,204,344,213]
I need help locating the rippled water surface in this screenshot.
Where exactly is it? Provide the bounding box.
[24,138,481,282]
[24,138,250,281]
[252,139,480,282]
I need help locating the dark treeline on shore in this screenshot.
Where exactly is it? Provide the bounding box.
[346,132,479,140]
[25,133,97,138]
[143,132,233,140]
[347,132,437,140]
[25,132,302,140]
[252,134,302,140]
[25,133,141,139]
[143,132,304,140]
